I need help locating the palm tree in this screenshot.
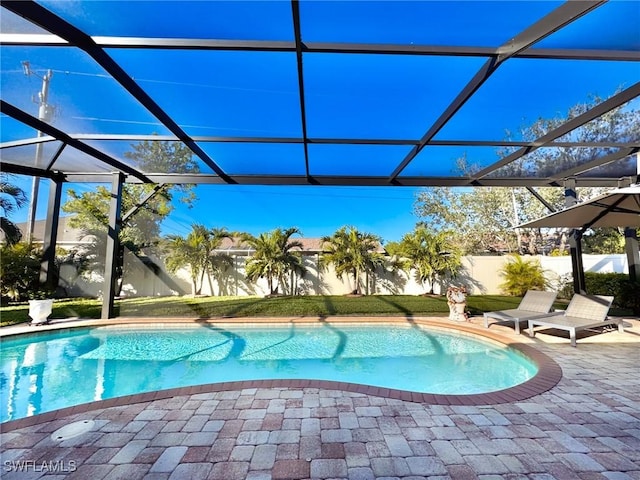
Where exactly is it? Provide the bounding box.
[397,226,462,294]
[0,175,27,246]
[321,226,385,295]
[163,224,210,295]
[209,253,235,295]
[499,254,548,296]
[242,227,305,295]
[204,227,233,295]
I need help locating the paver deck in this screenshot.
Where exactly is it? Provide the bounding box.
[1,316,639,479]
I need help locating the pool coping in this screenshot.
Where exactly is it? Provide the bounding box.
[0,316,562,432]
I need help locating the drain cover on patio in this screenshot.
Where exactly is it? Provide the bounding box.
[51,420,95,441]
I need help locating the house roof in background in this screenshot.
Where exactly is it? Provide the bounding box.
[1,0,639,188]
[217,236,386,254]
[0,216,86,244]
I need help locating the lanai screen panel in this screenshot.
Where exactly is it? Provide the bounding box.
[1,0,638,187]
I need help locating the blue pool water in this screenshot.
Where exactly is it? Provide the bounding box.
[0,323,537,422]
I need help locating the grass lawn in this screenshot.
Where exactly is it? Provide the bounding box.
[0,294,572,327]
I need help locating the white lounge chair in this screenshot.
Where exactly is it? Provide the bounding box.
[527,294,622,347]
[484,290,557,334]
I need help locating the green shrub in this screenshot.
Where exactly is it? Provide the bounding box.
[499,254,548,296]
[560,272,640,314]
[0,243,42,302]
[619,280,640,315]
[585,271,626,294]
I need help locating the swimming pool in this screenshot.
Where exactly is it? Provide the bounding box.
[0,322,538,422]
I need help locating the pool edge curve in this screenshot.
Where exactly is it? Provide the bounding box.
[0,316,562,432]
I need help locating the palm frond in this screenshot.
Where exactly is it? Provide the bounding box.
[0,217,23,245]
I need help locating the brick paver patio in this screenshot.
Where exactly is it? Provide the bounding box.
[1,316,639,479]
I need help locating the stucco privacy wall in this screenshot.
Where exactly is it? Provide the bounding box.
[463,254,629,294]
[63,254,630,298]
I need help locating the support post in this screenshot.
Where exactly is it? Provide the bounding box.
[565,179,586,294]
[40,175,63,290]
[102,172,124,319]
[616,177,639,283]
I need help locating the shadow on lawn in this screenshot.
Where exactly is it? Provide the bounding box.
[374,295,414,319]
[321,296,338,315]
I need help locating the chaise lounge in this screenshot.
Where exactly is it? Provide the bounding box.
[527,294,623,347]
[484,290,558,334]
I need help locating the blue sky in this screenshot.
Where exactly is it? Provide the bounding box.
[165,185,423,242]
[9,176,423,243]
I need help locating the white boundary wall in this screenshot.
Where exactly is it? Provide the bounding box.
[462,254,629,295]
[64,254,629,298]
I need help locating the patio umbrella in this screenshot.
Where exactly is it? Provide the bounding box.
[517,185,640,290]
[517,185,640,230]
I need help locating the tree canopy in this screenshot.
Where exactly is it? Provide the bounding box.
[63,139,198,235]
[62,140,200,288]
[414,92,638,255]
[493,92,639,179]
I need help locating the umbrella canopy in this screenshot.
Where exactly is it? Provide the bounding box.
[518,186,640,230]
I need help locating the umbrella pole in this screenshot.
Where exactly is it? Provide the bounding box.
[624,228,639,282]
[569,229,586,294]
[565,180,586,295]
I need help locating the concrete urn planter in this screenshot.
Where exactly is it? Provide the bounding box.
[446,286,469,322]
[28,299,54,325]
